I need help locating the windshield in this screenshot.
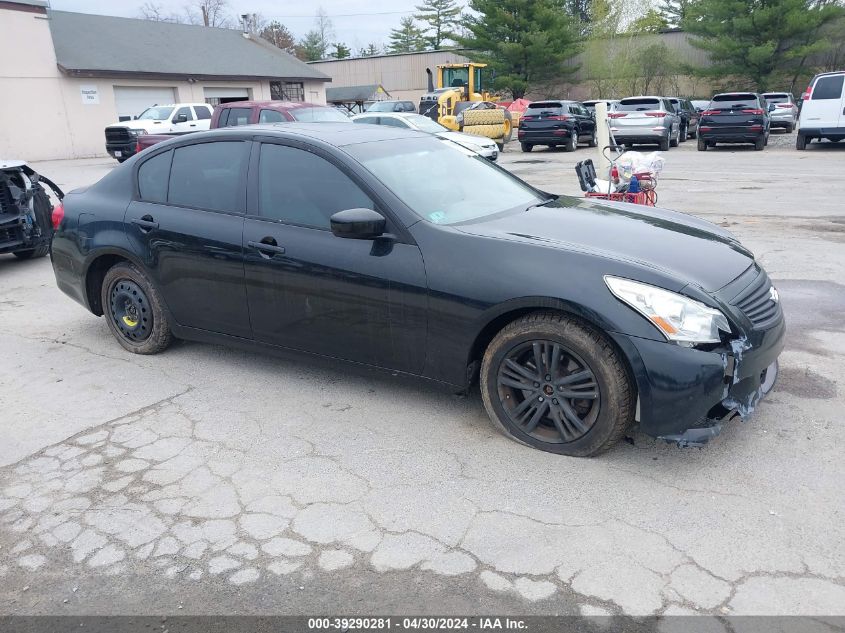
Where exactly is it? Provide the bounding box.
[137,106,174,121]
[347,137,543,225]
[291,107,350,122]
[404,114,447,133]
[366,102,397,112]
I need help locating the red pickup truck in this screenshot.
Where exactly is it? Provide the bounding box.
[135,100,351,152]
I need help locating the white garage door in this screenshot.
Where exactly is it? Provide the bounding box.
[114,86,177,121]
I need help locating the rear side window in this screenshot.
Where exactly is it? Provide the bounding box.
[220,107,252,127]
[137,150,172,203]
[195,106,212,120]
[353,116,379,125]
[812,75,844,100]
[617,98,661,111]
[259,109,285,123]
[258,144,373,229]
[168,141,249,212]
[289,107,350,122]
[379,117,409,128]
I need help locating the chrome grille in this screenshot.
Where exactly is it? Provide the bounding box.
[105,127,132,143]
[731,269,781,328]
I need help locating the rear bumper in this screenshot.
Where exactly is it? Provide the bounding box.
[518,128,574,144]
[799,126,845,138]
[699,129,763,143]
[612,128,667,144]
[0,218,47,255]
[611,316,785,445]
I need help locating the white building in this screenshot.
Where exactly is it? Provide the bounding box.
[0,0,331,161]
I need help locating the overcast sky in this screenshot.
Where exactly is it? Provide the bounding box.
[48,0,423,52]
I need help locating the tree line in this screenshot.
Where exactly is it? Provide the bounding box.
[139,0,844,98]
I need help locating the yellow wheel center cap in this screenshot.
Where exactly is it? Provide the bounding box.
[122,315,138,327]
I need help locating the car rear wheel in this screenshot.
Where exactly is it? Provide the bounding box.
[566,131,578,152]
[796,134,807,150]
[480,312,634,457]
[659,134,670,151]
[588,133,597,147]
[754,135,765,151]
[679,124,688,142]
[520,142,533,153]
[785,123,794,133]
[101,262,173,355]
[697,136,707,151]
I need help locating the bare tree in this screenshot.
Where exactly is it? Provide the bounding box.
[241,12,267,34]
[138,1,183,23]
[315,7,335,55]
[184,0,231,27]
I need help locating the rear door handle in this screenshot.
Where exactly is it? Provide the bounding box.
[248,239,286,258]
[131,216,159,231]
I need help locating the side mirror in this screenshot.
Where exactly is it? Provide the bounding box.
[175,114,188,123]
[330,208,386,239]
[768,103,776,112]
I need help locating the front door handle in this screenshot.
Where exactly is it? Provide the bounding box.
[248,239,286,258]
[131,215,159,232]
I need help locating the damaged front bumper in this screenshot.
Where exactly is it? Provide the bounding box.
[610,311,785,448]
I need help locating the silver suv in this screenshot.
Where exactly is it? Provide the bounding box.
[761,92,798,132]
[608,96,682,150]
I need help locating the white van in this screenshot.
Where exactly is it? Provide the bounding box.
[796,71,845,149]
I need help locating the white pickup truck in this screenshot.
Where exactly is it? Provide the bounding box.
[104,103,213,162]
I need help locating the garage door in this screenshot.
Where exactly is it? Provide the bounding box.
[203,87,251,105]
[114,86,177,121]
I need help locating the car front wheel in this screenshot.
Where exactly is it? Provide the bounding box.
[101,262,173,355]
[480,312,634,457]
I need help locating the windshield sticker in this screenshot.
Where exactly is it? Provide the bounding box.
[428,211,447,224]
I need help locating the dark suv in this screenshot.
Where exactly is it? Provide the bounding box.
[668,98,700,140]
[518,101,597,152]
[697,93,771,151]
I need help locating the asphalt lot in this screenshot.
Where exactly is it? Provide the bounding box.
[1,132,844,621]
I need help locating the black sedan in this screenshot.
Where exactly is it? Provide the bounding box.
[697,93,771,151]
[51,124,784,456]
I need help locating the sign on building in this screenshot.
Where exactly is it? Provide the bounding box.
[80,85,100,105]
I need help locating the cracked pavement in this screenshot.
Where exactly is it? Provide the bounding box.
[1,141,843,619]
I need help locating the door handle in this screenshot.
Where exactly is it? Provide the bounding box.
[189,124,196,127]
[248,239,286,258]
[131,215,159,232]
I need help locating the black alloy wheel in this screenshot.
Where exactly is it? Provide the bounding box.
[496,340,601,444]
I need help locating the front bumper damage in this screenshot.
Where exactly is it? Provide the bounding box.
[611,312,785,448]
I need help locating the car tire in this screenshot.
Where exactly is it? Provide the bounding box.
[785,123,794,133]
[566,131,578,152]
[754,135,765,151]
[659,134,670,151]
[101,262,173,355]
[697,136,707,151]
[520,143,533,153]
[679,124,688,142]
[480,312,634,457]
[588,134,597,147]
[796,134,806,150]
[13,244,50,260]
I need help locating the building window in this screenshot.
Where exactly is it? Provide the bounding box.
[271,81,305,102]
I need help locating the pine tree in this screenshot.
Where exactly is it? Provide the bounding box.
[414,0,462,49]
[628,8,668,33]
[388,16,427,53]
[359,43,382,57]
[684,0,844,90]
[297,30,325,61]
[658,0,691,29]
[458,0,581,99]
[332,42,352,59]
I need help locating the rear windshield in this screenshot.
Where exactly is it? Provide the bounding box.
[290,107,350,122]
[527,102,564,110]
[711,94,759,109]
[617,98,661,111]
[762,93,790,102]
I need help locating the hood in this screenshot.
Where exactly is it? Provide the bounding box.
[106,120,166,131]
[437,131,496,149]
[456,196,754,292]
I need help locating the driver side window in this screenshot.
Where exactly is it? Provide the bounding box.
[258,144,374,230]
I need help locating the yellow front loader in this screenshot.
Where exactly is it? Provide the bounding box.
[418,63,513,149]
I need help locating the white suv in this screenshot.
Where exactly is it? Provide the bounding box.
[104,103,213,162]
[796,72,845,150]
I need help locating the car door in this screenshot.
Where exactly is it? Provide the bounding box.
[573,104,595,138]
[170,106,196,133]
[192,105,213,130]
[242,140,428,373]
[805,73,844,128]
[125,140,252,338]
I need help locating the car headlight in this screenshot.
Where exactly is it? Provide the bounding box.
[605,276,730,343]
[129,129,147,136]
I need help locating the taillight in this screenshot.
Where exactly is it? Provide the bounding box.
[645,111,667,117]
[701,110,720,116]
[742,109,765,115]
[607,112,627,118]
[51,203,64,230]
[547,115,569,121]
[802,85,812,100]
[522,115,535,121]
